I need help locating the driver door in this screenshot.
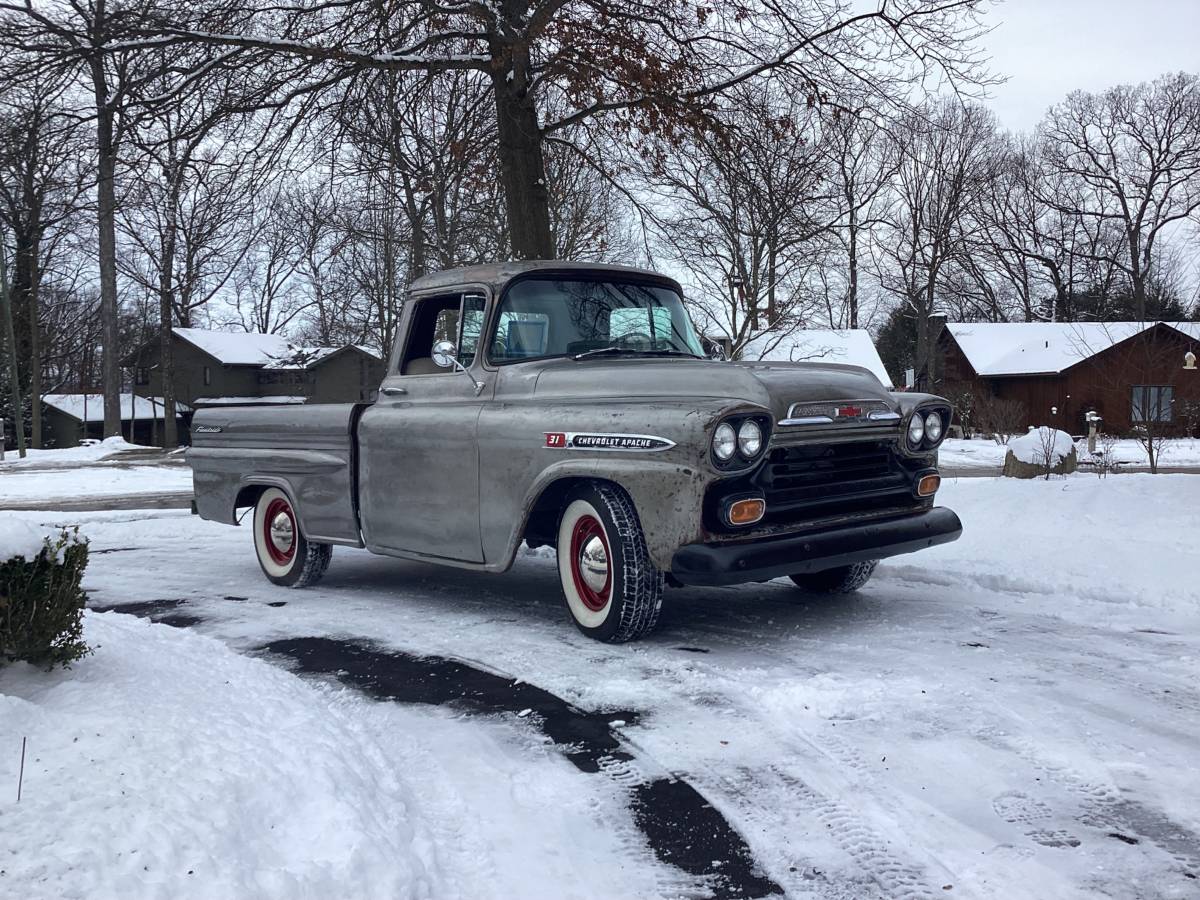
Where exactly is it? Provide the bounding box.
[358,291,491,562]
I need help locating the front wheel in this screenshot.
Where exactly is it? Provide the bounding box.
[788,561,878,595]
[252,487,332,588]
[556,482,664,642]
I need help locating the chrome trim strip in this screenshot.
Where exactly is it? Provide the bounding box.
[778,416,835,426]
[867,410,901,421]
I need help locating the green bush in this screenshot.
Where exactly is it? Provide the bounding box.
[0,528,90,669]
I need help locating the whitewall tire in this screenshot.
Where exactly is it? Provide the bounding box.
[556,482,664,642]
[252,487,332,588]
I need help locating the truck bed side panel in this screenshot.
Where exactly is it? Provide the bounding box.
[188,404,364,546]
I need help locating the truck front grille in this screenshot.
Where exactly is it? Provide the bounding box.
[752,440,913,524]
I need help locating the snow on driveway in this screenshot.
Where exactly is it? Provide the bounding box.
[5,473,1200,899]
[0,465,192,502]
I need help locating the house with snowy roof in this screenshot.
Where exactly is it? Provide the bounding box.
[937,321,1200,434]
[41,393,191,447]
[121,328,385,415]
[739,328,893,388]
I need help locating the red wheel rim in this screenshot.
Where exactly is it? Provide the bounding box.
[262,497,297,565]
[569,514,611,612]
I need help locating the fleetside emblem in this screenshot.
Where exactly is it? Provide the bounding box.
[194,425,223,434]
[545,432,675,452]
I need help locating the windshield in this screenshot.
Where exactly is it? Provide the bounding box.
[488,277,704,364]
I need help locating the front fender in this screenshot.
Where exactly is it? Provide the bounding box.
[513,458,711,571]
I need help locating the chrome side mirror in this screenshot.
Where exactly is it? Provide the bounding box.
[431,339,485,395]
[431,339,457,369]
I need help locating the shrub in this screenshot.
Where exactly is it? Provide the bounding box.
[0,526,90,669]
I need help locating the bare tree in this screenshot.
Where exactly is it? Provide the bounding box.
[1039,72,1200,322]
[130,0,992,259]
[878,100,1000,388]
[0,82,88,447]
[650,82,839,357]
[827,110,896,328]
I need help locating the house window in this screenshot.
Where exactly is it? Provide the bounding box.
[1131,385,1173,423]
[204,366,212,386]
[135,367,150,386]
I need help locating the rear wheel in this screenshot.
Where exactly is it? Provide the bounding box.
[788,561,878,595]
[556,482,664,642]
[252,487,332,588]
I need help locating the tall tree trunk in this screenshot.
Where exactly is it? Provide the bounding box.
[847,207,859,329]
[27,255,42,449]
[1128,231,1146,321]
[159,185,178,448]
[491,72,553,259]
[0,238,26,457]
[90,54,122,438]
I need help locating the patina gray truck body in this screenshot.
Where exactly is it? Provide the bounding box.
[189,261,961,640]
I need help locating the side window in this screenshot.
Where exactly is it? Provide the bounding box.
[398,291,489,375]
[459,294,486,367]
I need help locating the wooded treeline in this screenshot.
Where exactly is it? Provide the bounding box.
[0,0,1196,448]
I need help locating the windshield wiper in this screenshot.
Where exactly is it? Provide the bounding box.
[571,347,702,361]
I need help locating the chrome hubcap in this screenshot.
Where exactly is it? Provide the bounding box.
[579,535,609,593]
[270,512,294,553]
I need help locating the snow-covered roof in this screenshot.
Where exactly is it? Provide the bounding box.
[946,321,1200,376]
[173,327,293,366]
[740,329,893,388]
[192,396,307,406]
[261,346,342,370]
[44,394,190,423]
[174,328,381,369]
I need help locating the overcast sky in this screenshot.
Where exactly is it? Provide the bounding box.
[981,0,1200,132]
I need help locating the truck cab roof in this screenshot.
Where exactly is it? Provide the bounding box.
[409,260,682,295]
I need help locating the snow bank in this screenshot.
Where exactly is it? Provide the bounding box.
[0,613,428,898]
[0,436,149,468]
[899,474,1200,626]
[1008,426,1074,465]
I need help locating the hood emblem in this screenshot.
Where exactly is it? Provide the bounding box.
[545,432,675,452]
[780,399,901,427]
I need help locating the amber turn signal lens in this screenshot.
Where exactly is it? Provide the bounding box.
[917,473,941,497]
[728,498,766,526]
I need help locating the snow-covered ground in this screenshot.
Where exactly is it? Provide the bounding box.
[3,474,1199,898]
[0,465,192,502]
[0,437,151,469]
[939,437,1200,469]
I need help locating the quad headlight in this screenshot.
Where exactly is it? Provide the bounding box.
[713,422,737,461]
[906,413,925,448]
[712,415,769,466]
[737,420,762,457]
[924,411,944,444]
[903,406,950,453]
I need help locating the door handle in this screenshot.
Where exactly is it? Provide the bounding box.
[381,386,407,396]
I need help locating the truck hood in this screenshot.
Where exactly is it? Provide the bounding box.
[530,358,897,422]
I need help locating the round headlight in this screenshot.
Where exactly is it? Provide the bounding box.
[713,422,737,461]
[906,414,925,447]
[737,420,763,458]
[924,411,944,444]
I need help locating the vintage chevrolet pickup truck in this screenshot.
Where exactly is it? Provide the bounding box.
[189,261,961,642]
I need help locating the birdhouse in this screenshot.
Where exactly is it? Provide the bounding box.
[1185,350,1197,370]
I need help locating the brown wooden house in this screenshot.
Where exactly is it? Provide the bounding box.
[122,328,385,414]
[937,321,1200,435]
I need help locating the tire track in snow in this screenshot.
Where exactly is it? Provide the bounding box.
[260,636,783,899]
[718,765,937,900]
